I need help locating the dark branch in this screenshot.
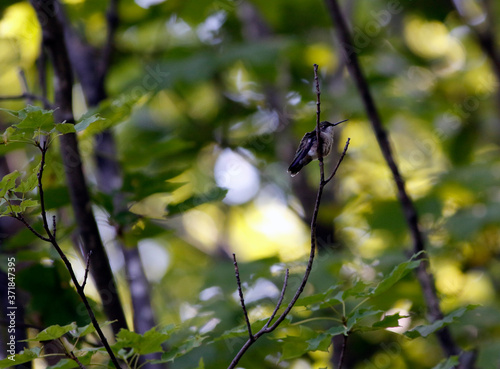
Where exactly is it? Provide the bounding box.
[324,0,460,358]
[0,93,52,108]
[14,214,50,242]
[337,334,348,369]
[31,0,128,337]
[52,215,57,239]
[325,138,350,185]
[100,0,120,83]
[82,250,93,290]
[232,254,254,341]
[314,64,325,182]
[264,268,289,330]
[30,135,122,368]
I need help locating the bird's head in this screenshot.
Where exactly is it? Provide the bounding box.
[320,119,348,129]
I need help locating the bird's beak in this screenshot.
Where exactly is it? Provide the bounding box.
[332,119,349,126]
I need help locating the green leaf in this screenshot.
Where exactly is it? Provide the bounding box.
[15,106,56,131]
[368,252,424,297]
[122,170,186,202]
[166,187,228,216]
[0,171,21,197]
[114,326,173,355]
[372,313,405,329]
[431,356,459,369]
[70,321,116,338]
[53,123,76,134]
[405,305,478,339]
[46,350,95,369]
[295,286,340,308]
[74,114,104,132]
[0,347,41,368]
[153,335,207,363]
[346,308,382,331]
[281,326,317,360]
[19,199,39,212]
[342,281,369,299]
[16,164,40,193]
[306,325,347,352]
[2,126,16,143]
[25,322,77,341]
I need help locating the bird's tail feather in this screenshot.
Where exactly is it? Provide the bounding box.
[287,156,311,176]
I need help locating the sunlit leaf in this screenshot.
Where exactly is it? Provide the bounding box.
[114,326,173,355]
[166,187,228,216]
[295,286,340,308]
[70,321,116,338]
[74,114,104,132]
[372,313,405,329]
[53,123,76,134]
[0,171,21,197]
[367,252,424,297]
[0,347,41,368]
[15,164,40,193]
[346,308,382,331]
[24,323,77,341]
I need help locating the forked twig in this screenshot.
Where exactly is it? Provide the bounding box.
[228,65,350,368]
[12,142,121,368]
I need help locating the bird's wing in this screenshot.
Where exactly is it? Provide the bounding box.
[288,130,315,170]
[294,130,315,156]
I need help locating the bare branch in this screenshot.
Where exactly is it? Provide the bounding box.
[52,215,57,239]
[82,250,93,290]
[13,214,50,242]
[232,253,254,341]
[0,93,52,107]
[227,65,350,369]
[100,0,120,82]
[67,351,87,369]
[31,0,128,338]
[324,138,350,185]
[314,64,325,182]
[264,268,289,330]
[324,0,461,359]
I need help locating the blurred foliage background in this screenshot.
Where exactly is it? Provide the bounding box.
[0,0,499,368]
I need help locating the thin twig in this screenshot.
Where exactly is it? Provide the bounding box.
[324,0,460,358]
[31,0,128,338]
[68,351,87,369]
[325,138,350,185]
[14,214,51,242]
[82,250,93,290]
[16,135,122,368]
[232,254,254,340]
[100,0,119,83]
[263,269,289,329]
[18,69,34,106]
[52,215,57,239]
[314,64,325,182]
[0,93,52,107]
[227,65,350,369]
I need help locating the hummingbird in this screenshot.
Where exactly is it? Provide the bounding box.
[288,119,348,176]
